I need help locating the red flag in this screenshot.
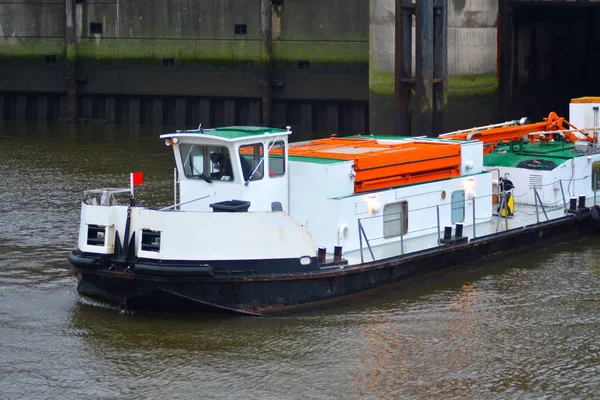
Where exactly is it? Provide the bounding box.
[131,172,143,186]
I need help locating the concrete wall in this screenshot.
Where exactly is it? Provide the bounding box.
[0,0,369,101]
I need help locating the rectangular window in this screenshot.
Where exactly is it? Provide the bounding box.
[90,22,103,35]
[592,161,600,190]
[239,143,264,181]
[383,201,408,238]
[162,58,175,67]
[179,144,234,182]
[451,190,465,223]
[268,141,285,177]
[234,24,247,35]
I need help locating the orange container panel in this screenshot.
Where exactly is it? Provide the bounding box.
[288,138,464,193]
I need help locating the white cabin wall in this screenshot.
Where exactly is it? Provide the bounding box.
[78,203,128,254]
[491,152,600,207]
[288,160,342,250]
[460,141,484,175]
[569,101,600,131]
[327,173,493,253]
[132,209,315,261]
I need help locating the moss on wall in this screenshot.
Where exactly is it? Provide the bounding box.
[0,37,368,68]
[0,38,66,64]
[369,71,499,98]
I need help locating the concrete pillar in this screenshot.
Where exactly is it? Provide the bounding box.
[326,104,339,134]
[224,100,236,125]
[175,98,186,126]
[82,97,93,119]
[16,95,27,120]
[199,99,210,127]
[300,103,312,136]
[105,97,116,123]
[152,98,163,125]
[0,96,5,120]
[129,97,140,124]
[249,100,261,125]
[37,96,48,121]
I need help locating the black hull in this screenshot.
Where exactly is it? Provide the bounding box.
[70,211,599,315]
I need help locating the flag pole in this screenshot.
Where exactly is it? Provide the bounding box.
[130,172,134,198]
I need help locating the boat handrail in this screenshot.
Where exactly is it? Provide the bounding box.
[84,188,131,206]
[159,195,209,211]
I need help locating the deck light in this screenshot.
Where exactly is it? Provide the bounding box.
[367,195,381,214]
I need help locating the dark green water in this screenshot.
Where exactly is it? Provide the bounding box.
[1,121,599,399]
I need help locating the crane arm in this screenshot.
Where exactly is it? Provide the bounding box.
[439,112,594,154]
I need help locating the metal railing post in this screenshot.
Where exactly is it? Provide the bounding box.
[505,195,509,231]
[472,196,476,239]
[534,187,540,223]
[358,219,364,263]
[400,210,404,255]
[436,205,441,244]
[496,193,507,232]
[173,168,178,209]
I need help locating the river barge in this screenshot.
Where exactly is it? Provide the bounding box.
[68,98,600,315]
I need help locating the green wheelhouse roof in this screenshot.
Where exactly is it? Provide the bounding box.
[210,126,288,139]
[160,126,290,142]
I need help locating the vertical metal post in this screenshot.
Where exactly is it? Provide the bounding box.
[65,0,77,122]
[173,168,178,209]
[261,0,273,126]
[559,180,567,212]
[358,219,364,263]
[534,188,540,223]
[496,194,506,232]
[400,210,404,255]
[436,205,441,244]
[505,195,509,231]
[472,196,476,239]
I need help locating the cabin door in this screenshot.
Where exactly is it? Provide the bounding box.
[451,190,465,223]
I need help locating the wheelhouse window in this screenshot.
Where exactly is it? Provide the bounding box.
[239,143,264,181]
[179,144,234,182]
[268,141,285,177]
[383,201,408,238]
